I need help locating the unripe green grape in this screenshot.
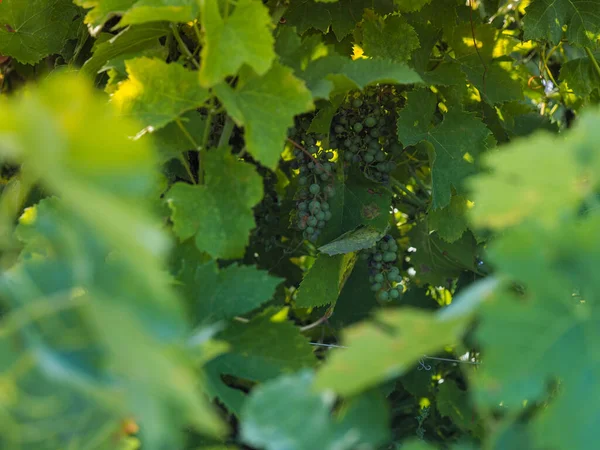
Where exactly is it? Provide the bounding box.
[370,282,382,291]
[307,216,318,227]
[324,211,332,221]
[379,242,389,251]
[298,176,308,185]
[325,151,334,160]
[378,291,389,302]
[298,221,307,230]
[321,202,330,210]
[360,252,369,260]
[374,273,384,283]
[350,144,359,153]
[324,185,335,197]
[389,289,400,299]
[344,139,352,147]
[309,184,320,195]
[334,125,345,134]
[365,117,377,127]
[339,116,348,125]
[320,173,329,181]
[316,211,325,220]
[375,151,386,162]
[344,152,353,161]
[375,262,382,269]
[309,200,321,212]
[363,154,374,163]
[383,251,396,262]
[352,98,363,108]
[353,122,364,133]
[369,141,380,150]
[370,129,380,138]
[315,164,323,174]
[306,226,315,234]
[317,220,325,228]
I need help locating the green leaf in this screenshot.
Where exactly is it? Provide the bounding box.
[185,261,283,323]
[214,63,314,169]
[0,74,227,447]
[428,195,470,243]
[295,253,358,308]
[198,0,275,87]
[468,110,600,230]
[395,0,433,12]
[302,56,423,100]
[559,52,600,97]
[361,14,420,62]
[112,57,210,130]
[285,0,395,41]
[241,370,390,450]
[397,89,491,208]
[523,0,600,47]
[81,23,170,78]
[318,225,386,255]
[313,308,471,396]
[318,168,393,245]
[437,379,477,431]
[0,0,80,64]
[473,216,600,450]
[166,148,263,260]
[205,311,316,415]
[75,0,197,27]
[408,219,480,287]
[145,110,206,163]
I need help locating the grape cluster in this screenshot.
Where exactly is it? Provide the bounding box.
[330,87,403,183]
[289,127,336,243]
[251,186,282,252]
[362,235,402,301]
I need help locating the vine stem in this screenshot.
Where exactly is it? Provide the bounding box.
[390,177,427,209]
[585,47,600,80]
[286,138,332,179]
[300,306,334,332]
[170,24,199,69]
[175,118,199,184]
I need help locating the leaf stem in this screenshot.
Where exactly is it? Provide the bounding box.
[585,47,600,80]
[175,119,200,184]
[218,116,235,148]
[170,24,199,69]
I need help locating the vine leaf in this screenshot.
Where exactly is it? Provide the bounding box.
[473,216,600,450]
[112,57,210,130]
[397,89,491,209]
[313,307,472,396]
[361,13,420,62]
[523,0,600,47]
[468,110,600,230]
[199,0,275,87]
[81,22,170,78]
[559,51,600,98]
[204,311,316,416]
[428,195,470,243]
[295,253,358,308]
[241,370,390,450]
[0,0,80,64]
[182,261,283,324]
[214,63,314,170]
[318,225,386,255]
[75,0,197,28]
[285,0,395,41]
[301,56,423,100]
[166,148,263,260]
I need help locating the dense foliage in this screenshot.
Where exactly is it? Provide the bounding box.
[1,0,599,449]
